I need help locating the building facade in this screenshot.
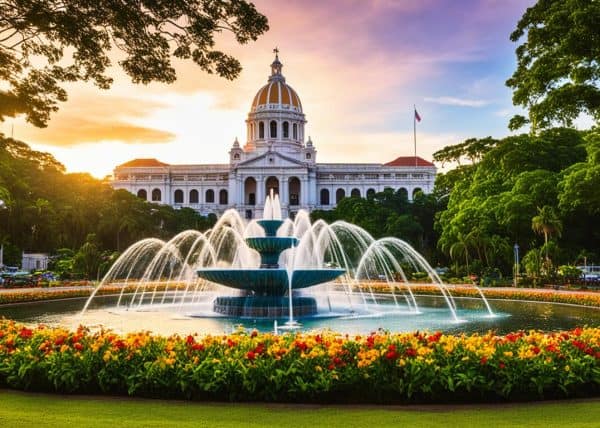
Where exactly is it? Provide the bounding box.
[112,53,436,219]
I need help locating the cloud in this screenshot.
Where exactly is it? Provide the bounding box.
[14,92,175,146]
[424,96,491,107]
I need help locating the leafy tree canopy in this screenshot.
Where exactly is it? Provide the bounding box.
[0,0,268,126]
[507,0,600,131]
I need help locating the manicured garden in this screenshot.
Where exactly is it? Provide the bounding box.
[1,389,600,428]
[1,319,599,403]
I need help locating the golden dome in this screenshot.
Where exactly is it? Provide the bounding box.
[251,81,302,112]
[250,51,303,113]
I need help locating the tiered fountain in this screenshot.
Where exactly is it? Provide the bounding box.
[80,192,495,332]
[196,194,345,318]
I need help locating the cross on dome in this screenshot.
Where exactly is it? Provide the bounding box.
[270,47,284,81]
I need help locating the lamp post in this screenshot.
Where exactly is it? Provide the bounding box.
[0,199,5,269]
[513,243,520,288]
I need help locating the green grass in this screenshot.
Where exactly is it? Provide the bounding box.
[0,390,599,428]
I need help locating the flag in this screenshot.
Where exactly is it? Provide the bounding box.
[414,109,421,122]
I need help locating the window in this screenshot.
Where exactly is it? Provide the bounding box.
[336,188,346,204]
[245,209,253,220]
[259,122,265,138]
[219,189,228,205]
[205,189,215,203]
[367,188,376,198]
[233,153,240,160]
[137,189,147,200]
[174,189,184,204]
[412,188,423,199]
[248,193,256,205]
[398,188,408,200]
[293,123,298,139]
[270,120,277,138]
[306,153,311,159]
[320,189,330,205]
[351,188,361,198]
[189,189,199,204]
[151,188,161,202]
[283,121,289,138]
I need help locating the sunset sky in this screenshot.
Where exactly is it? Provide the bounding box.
[1,0,536,178]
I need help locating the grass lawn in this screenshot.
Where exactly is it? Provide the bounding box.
[0,390,599,428]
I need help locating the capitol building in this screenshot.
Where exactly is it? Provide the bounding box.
[112,52,436,219]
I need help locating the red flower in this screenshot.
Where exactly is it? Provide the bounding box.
[333,356,342,365]
[227,339,235,348]
[191,343,204,351]
[246,351,256,360]
[480,356,488,365]
[405,348,417,357]
[186,335,195,345]
[531,346,541,355]
[385,350,398,360]
[572,340,586,351]
[295,340,308,352]
[428,332,442,343]
[73,343,84,351]
[545,344,559,353]
[19,327,33,339]
[499,362,506,369]
[113,340,126,350]
[254,343,265,355]
[54,336,65,346]
[250,330,258,338]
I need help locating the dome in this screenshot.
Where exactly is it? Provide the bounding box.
[251,50,303,113]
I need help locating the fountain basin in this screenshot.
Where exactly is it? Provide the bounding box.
[213,296,317,318]
[245,237,299,267]
[197,268,345,295]
[256,219,284,237]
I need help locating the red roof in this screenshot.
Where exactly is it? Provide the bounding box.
[384,156,434,167]
[117,158,169,168]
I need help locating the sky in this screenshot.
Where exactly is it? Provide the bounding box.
[0,0,535,178]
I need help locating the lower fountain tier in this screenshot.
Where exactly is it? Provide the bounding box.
[213,296,317,318]
[196,268,345,295]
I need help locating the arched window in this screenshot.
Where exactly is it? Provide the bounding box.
[189,189,199,204]
[320,189,330,205]
[398,188,408,200]
[245,177,257,205]
[412,188,423,199]
[137,189,147,200]
[233,153,240,160]
[219,189,228,205]
[306,152,311,159]
[289,177,300,206]
[174,189,184,204]
[151,188,161,202]
[259,122,265,139]
[270,120,277,138]
[351,188,361,198]
[336,188,346,204]
[205,189,215,203]
[293,123,298,139]
[265,176,279,197]
[283,121,289,138]
[366,188,376,198]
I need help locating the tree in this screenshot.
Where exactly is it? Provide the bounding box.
[531,206,562,261]
[506,0,600,132]
[0,0,269,127]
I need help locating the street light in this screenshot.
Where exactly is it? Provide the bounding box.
[513,243,520,288]
[0,199,5,269]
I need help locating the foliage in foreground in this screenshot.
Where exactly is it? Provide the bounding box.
[0,320,599,403]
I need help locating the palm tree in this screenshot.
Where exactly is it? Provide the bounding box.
[531,206,562,261]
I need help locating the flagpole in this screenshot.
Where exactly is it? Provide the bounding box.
[413,104,417,167]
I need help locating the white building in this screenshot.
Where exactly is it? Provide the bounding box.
[112,52,436,219]
[22,253,49,271]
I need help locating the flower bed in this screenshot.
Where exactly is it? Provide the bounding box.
[0,320,598,403]
[360,283,600,308]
